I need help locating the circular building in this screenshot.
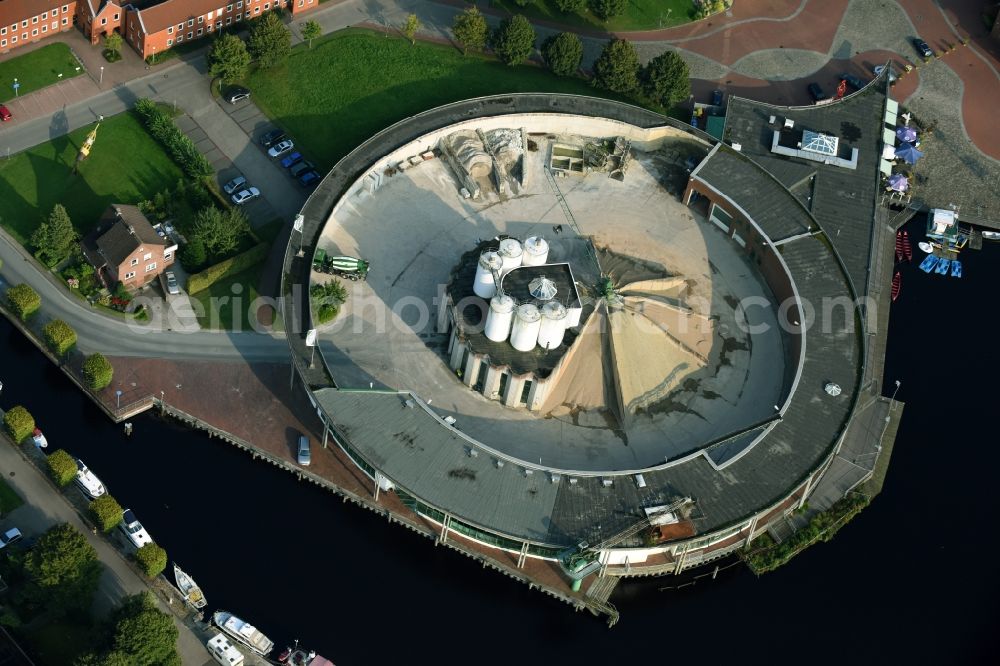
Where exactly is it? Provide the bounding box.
[283,92,885,585]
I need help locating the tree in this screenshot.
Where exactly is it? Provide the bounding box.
[31,204,76,265]
[3,405,34,443]
[301,20,321,49]
[492,15,536,66]
[179,237,207,270]
[47,449,78,487]
[104,31,123,56]
[16,524,101,616]
[82,353,113,390]
[191,207,250,259]
[43,319,77,357]
[403,14,421,46]
[90,494,124,532]
[542,32,583,77]
[135,543,167,578]
[248,11,291,69]
[593,38,640,94]
[83,593,180,666]
[209,34,251,84]
[590,0,627,20]
[6,284,40,321]
[642,50,691,108]
[452,7,488,56]
[556,0,586,11]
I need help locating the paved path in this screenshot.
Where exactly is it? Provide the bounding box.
[0,441,212,665]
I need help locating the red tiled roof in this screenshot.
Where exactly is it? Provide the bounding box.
[137,0,230,35]
[0,0,69,26]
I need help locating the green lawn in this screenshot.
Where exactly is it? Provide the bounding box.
[490,0,695,32]
[245,29,637,172]
[0,43,84,103]
[190,264,266,331]
[0,112,185,245]
[0,477,23,515]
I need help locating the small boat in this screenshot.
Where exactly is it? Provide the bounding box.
[950,259,962,278]
[919,255,938,273]
[173,563,207,609]
[902,231,912,261]
[917,241,934,253]
[935,257,951,275]
[277,645,336,666]
[982,230,1000,241]
[213,611,274,657]
[894,230,904,262]
[31,428,48,449]
[891,271,901,301]
[74,458,106,498]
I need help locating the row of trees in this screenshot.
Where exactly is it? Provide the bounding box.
[133,99,213,179]
[209,14,323,83]
[451,9,691,109]
[511,0,628,21]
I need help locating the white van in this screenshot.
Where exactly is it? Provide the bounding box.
[207,633,245,666]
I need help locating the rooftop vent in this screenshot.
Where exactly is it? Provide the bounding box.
[466,447,478,457]
[528,276,558,301]
[731,142,742,152]
[495,459,504,469]
[550,473,561,484]
[569,477,578,485]
[784,118,795,129]
[601,478,613,488]
[824,382,843,396]
[635,474,647,488]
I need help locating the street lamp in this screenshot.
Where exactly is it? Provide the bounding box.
[99,66,104,84]
[115,389,123,409]
[12,77,19,97]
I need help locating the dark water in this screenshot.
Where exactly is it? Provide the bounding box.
[2,220,997,664]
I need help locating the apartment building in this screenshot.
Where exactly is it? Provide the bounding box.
[0,0,77,53]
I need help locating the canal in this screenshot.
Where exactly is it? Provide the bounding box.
[1,221,996,663]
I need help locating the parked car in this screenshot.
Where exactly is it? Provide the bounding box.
[0,527,22,549]
[297,435,311,466]
[267,139,294,158]
[711,89,723,106]
[231,186,261,205]
[807,82,827,101]
[165,271,180,295]
[259,128,286,147]
[913,38,933,58]
[0,105,11,122]
[281,151,303,169]
[119,510,152,548]
[224,87,251,104]
[840,73,868,91]
[290,161,315,178]
[297,170,320,187]
[223,175,247,194]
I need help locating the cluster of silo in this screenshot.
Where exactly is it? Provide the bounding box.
[473,251,503,299]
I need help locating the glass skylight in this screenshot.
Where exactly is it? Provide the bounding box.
[801,130,839,156]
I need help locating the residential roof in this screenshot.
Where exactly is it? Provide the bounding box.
[0,0,65,24]
[85,204,164,268]
[137,0,243,34]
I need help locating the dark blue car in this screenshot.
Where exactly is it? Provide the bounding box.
[281,151,303,169]
[298,170,320,187]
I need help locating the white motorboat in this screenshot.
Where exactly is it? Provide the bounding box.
[74,458,106,498]
[213,611,274,657]
[31,428,47,448]
[173,563,207,609]
[982,230,1000,241]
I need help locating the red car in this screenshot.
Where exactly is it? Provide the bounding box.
[0,105,11,121]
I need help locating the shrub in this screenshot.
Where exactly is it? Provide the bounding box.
[89,495,124,532]
[542,32,583,77]
[311,279,348,324]
[135,543,168,578]
[82,353,114,390]
[47,449,78,487]
[180,237,207,271]
[186,242,268,294]
[593,38,640,94]
[133,99,213,179]
[590,0,627,20]
[43,320,77,357]
[556,0,586,11]
[492,15,536,66]
[3,406,35,443]
[6,283,41,321]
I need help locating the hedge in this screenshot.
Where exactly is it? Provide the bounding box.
[82,353,114,390]
[89,494,124,532]
[42,320,77,357]
[133,98,213,179]
[135,542,168,577]
[186,242,268,294]
[3,406,35,443]
[6,284,41,321]
[46,449,78,487]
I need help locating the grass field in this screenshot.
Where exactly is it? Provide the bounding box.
[490,0,695,32]
[190,264,265,331]
[0,477,23,515]
[0,43,84,103]
[0,112,185,245]
[245,29,637,172]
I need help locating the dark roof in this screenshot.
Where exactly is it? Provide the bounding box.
[84,204,164,268]
[501,264,581,309]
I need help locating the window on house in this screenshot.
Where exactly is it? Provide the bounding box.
[125,271,136,280]
[11,36,16,43]
[1,28,6,35]
[167,38,172,45]
[236,13,241,20]
[32,17,38,24]
[164,251,173,261]
[131,258,139,266]
[145,262,157,272]
[63,5,69,12]
[101,18,106,25]
[61,17,68,25]
[176,34,182,42]
[41,25,47,33]
[254,6,260,13]
[31,28,38,36]
[298,0,303,6]
[227,3,233,10]
[215,21,222,29]
[0,40,5,47]
[197,28,203,35]
[168,26,173,33]
[187,19,194,27]
[114,13,119,20]
[21,20,28,28]
[187,31,192,38]
[237,1,243,7]
[52,8,58,16]
[198,16,204,23]
[264,2,270,9]
[42,12,48,19]
[143,252,152,261]
[178,23,183,30]
[226,17,231,24]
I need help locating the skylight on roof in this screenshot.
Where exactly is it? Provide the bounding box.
[801,130,839,156]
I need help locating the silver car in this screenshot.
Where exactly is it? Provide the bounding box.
[297,435,311,466]
[165,271,180,295]
[231,186,261,205]
[267,139,294,158]
[223,175,247,194]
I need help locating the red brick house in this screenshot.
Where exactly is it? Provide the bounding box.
[0,0,77,53]
[75,0,125,46]
[82,204,176,289]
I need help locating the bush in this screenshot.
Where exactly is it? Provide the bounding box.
[133,99,213,179]
[452,7,488,56]
[82,353,114,390]
[46,449,78,487]
[642,50,691,108]
[6,283,41,321]
[186,242,268,294]
[556,0,586,11]
[593,38,640,94]
[590,0,627,20]
[43,320,77,357]
[90,495,124,533]
[179,237,208,271]
[3,406,35,444]
[541,32,583,77]
[311,280,348,324]
[492,15,536,66]
[135,543,168,578]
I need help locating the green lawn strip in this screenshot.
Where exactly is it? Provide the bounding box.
[190,264,264,331]
[0,112,185,244]
[0,43,84,103]
[245,29,641,173]
[489,0,695,32]
[0,476,23,515]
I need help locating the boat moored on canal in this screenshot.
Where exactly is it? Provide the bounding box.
[212,611,274,657]
[173,563,207,609]
[74,458,106,498]
[31,428,47,448]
